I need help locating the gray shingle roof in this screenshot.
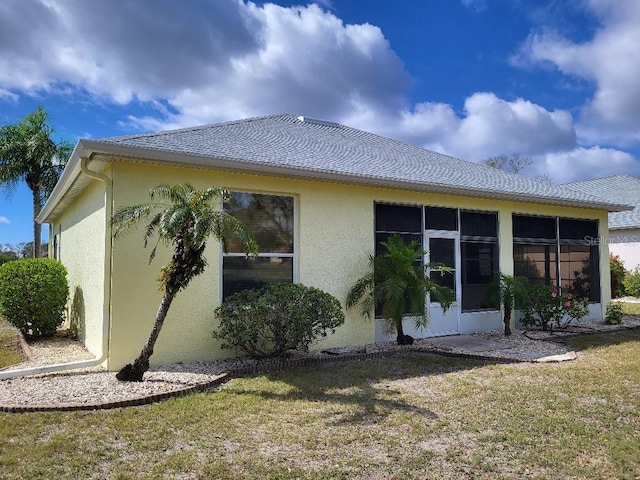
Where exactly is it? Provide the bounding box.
[565,175,640,229]
[91,114,628,210]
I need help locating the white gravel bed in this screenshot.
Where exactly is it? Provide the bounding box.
[17,332,96,368]
[0,369,226,409]
[2,317,639,410]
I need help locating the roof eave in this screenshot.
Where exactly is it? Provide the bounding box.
[37,141,85,224]
[38,140,632,223]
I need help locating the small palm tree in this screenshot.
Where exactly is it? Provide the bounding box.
[0,107,72,257]
[112,183,257,382]
[486,273,529,336]
[347,234,454,345]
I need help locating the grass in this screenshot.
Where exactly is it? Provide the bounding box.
[0,318,24,369]
[618,301,640,315]
[1,330,640,479]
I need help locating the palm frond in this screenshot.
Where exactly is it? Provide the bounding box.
[143,213,162,248]
[149,243,159,265]
[111,203,158,238]
[346,271,375,319]
[199,185,229,204]
[150,184,178,203]
[214,212,258,256]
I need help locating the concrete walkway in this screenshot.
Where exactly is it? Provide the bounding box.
[426,335,512,353]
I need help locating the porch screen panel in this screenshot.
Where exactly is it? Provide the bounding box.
[559,218,600,301]
[512,215,600,302]
[461,211,498,311]
[374,203,422,256]
[374,202,423,315]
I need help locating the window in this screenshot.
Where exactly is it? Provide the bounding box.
[53,224,61,260]
[513,215,600,301]
[460,211,498,311]
[222,192,295,299]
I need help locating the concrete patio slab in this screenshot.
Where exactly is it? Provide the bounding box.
[427,335,511,352]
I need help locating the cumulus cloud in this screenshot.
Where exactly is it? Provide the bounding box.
[514,0,640,146]
[0,216,9,224]
[353,93,577,162]
[0,0,636,184]
[542,146,640,183]
[448,93,575,160]
[0,0,409,128]
[461,0,488,13]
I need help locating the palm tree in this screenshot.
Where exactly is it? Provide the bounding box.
[0,107,72,257]
[347,234,454,345]
[486,273,529,336]
[112,183,258,382]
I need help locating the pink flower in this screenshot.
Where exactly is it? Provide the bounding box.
[564,301,571,308]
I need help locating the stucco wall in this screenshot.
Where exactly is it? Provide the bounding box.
[609,228,640,271]
[52,178,107,357]
[105,160,611,369]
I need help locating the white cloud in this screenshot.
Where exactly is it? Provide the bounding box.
[0,0,409,129]
[514,0,640,147]
[542,146,640,183]
[448,93,575,161]
[350,93,577,162]
[0,216,9,224]
[0,0,636,185]
[461,0,487,13]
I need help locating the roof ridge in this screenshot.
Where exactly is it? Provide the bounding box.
[565,174,640,186]
[98,113,297,143]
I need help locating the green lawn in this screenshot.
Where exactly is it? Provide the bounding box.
[0,318,24,369]
[619,301,640,316]
[1,330,640,479]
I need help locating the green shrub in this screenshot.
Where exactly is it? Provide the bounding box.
[605,303,624,325]
[623,267,640,298]
[521,284,589,331]
[610,254,627,298]
[213,282,345,359]
[0,258,69,338]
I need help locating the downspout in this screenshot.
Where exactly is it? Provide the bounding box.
[0,157,113,379]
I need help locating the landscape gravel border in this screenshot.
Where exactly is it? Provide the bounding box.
[0,348,523,413]
[2,315,639,413]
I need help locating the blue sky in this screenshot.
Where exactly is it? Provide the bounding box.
[1,0,640,246]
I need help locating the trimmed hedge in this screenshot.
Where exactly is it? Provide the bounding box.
[623,267,640,298]
[213,283,345,359]
[0,258,69,338]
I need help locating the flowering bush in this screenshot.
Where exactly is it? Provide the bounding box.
[521,285,589,331]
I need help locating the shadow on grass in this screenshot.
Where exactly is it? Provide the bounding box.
[222,352,496,426]
[565,328,640,352]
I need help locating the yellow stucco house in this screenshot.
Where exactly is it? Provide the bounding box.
[37,114,630,371]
